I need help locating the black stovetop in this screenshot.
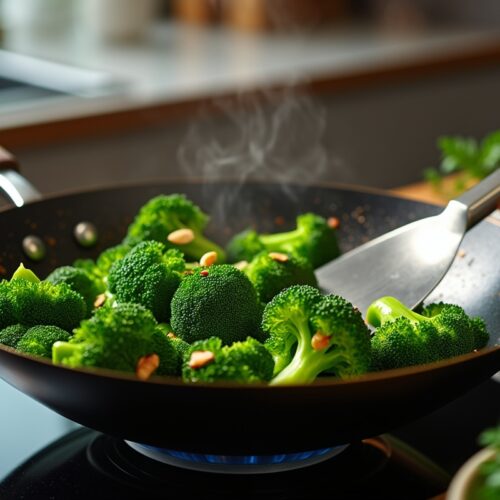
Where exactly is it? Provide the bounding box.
[0,377,499,499]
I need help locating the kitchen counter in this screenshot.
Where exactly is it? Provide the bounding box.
[2,22,500,148]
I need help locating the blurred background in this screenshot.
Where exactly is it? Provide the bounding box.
[0,0,499,202]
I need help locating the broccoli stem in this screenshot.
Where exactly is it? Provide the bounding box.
[270,341,344,385]
[183,233,227,263]
[260,228,304,249]
[52,341,82,365]
[366,297,425,327]
[270,317,344,385]
[11,263,40,283]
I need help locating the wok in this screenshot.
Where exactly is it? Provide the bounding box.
[0,158,499,455]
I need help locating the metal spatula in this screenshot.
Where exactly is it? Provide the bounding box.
[316,169,500,315]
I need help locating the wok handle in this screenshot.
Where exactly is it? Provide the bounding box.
[455,169,500,228]
[0,146,42,207]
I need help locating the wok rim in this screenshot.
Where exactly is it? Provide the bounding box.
[0,342,498,390]
[0,176,445,216]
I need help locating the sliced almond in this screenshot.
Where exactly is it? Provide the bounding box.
[311,332,330,351]
[93,293,107,309]
[269,252,289,263]
[234,260,248,271]
[328,217,340,229]
[200,251,218,267]
[166,332,177,339]
[189,350,215,369]
[136,353,160,380]
[167,228,195,245]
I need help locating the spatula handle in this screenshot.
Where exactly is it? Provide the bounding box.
[0,146,42,207]
[455,169,500,228]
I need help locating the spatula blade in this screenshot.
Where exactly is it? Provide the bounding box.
[316,201,468,315]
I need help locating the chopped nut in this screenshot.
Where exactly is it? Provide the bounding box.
[311,332,330,351]
[189,350,215,369]
[458,249,466,258]
[328,217,340,229]
[167,228,195,245]
[200,251,218,267]
[167,332,177,339]
[136,354,160,380]
[234,260,248,271]
[269,252,289,263]
[200,270,209,277]
[94,293,107,308]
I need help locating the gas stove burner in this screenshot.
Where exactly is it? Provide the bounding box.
[125,442,350,474]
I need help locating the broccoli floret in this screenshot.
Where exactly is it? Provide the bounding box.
[74,244,132,288]
[0,281,15,329]
[156,323,191,373]
[244,251,318,303]
[227,213,340,269]
[96,244,132,276]
[263,285,371,385]
[17,325,71,358]
[123,194,226,262]
[420,302,490,351]
[0,324,27,348]
[367,296,490,371]
[108,241,185,322]
[169,335,191,361]
[170,265,263,345]
[469,317,490,351]
[53,303,178,376]
[183,336,274,383]
[46,266,104,315]
[158,323,191,361]
[5,274,86,331]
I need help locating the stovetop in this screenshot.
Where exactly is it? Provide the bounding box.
[1,376,499,499]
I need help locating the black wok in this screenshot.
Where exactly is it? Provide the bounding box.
[0,169,498,455]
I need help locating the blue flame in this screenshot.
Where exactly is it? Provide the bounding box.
[139,445,335,465]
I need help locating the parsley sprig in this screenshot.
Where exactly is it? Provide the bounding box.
[425,130,500,195]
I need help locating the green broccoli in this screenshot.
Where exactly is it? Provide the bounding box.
[170,264,263,345]
[96,244,132,276]
[53,303,178,377]
[0,324,27,348]
[183,336,274,383]
[108,241,185,322]
[17,325,71,358]
[123,194,226,262]
[243,251,318,303]
[156,323,191,372]
[46,266,104,315]
[4,266,86,331]
[263,285,371,385]
[227,213,340,269]
[11,263,40,283]
[366,296,490,371]
[0,281,15,329]
[74,243,132,287]
[420,301,490,352]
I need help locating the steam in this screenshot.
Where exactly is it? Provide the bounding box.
[177,88,341,226]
